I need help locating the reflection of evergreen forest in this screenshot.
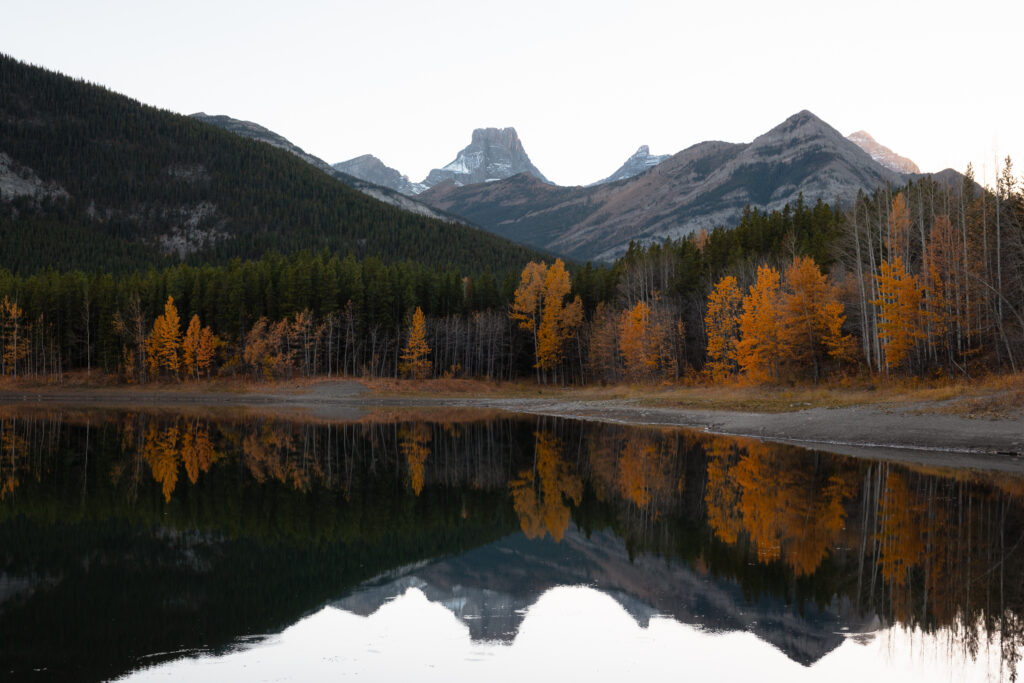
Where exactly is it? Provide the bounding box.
[1,412,1022,680]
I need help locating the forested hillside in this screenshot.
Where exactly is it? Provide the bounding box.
[0,54,543,274]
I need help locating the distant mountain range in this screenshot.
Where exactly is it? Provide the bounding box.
[415,111,959,261]
[334,126,549,195]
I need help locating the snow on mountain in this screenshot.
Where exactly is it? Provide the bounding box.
[421,127,549,190]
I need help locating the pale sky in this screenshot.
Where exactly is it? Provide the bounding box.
[3,0,1022,187]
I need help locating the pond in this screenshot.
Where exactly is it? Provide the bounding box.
[0,408,1021,681]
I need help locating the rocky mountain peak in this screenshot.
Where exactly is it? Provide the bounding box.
[422,127,549,189]
[592,144,670,185]
[847,130,920,174]
[332,154,424,195]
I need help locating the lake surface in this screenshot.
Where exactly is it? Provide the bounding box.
[0,408,1021,681]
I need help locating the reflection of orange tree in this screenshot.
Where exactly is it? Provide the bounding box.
[704,437,743,545]
[0,419,28,500]
[142,421,222,502]
[241,423,320,491]
[705,437,853,576]
[617,431,674,514]
[398,424,432,496]
[510,431,582,541]
[876,472,930,623]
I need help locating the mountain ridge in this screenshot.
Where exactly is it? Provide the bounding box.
[420,110,961,261]
[0,54,544,274]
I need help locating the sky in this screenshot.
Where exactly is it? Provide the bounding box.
[3,0,1022,187]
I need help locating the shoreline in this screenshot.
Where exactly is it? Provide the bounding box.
[2,381,1023,473]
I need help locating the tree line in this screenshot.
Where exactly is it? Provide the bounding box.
[0,163,1021,384]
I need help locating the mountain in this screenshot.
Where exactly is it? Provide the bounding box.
[335,527,878,665]
[190,113,450,222]
[847,130,920,174]
[421,127,549,190]
[332,154,425,195]
[0,54,542,274]
[420,111,947,262]
[591,145,670,185]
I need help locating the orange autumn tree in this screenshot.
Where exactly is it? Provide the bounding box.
[780,256,852,380]
[510,259,583,382]
[874,255,925,372]
[736,265,783,383]
[145,296,183,379]
[0,296,29,377]
[704,276,742,381]
[182,314,220,380]
[399,306,433,380]
[618,300,671,382]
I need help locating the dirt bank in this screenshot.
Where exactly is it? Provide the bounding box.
[2,381,1023,472]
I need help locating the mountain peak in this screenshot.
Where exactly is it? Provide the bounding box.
[846,130,920,174]
[422,127,549,189]
[591,144,669,185]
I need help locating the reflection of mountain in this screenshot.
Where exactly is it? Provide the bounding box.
[335,527,877,665]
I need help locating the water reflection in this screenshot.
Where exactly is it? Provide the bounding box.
[0,409,1021,681]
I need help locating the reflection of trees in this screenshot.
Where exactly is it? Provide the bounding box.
[617,432,673,513]
[0,419,28,500]
[704,436,854,577]
[3,409,1024,677]
[142,421,222,502]
[510,431,582,541]
[398,424,431,496]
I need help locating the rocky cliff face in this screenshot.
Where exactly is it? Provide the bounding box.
[847,130,920,174]
[421,110,918,261]
[421,127,549,189]
[591,145,670,185]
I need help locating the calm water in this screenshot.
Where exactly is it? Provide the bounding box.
[0,409,1022,681]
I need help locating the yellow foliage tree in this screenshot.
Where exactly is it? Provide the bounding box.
[736,265,782,383]
[145,296,183,379]
[0,297,29,377]
[780,256,852,380]
[704,276,742,381]
[874,255,925,371]
[511,259,583,380]
[618,300,671,382]
[399,307,433,380]
[182,314,220,380]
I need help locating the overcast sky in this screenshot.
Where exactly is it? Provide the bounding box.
[3,0,1022,187]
